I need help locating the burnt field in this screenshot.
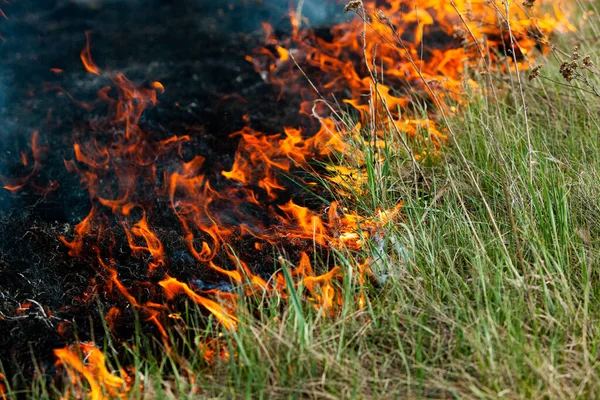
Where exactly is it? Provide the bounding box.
[0,1,587,398]
[0,0,345,378]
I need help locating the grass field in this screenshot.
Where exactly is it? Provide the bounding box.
[4,1,600,399]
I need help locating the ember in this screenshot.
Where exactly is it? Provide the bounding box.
[0,0,574,395]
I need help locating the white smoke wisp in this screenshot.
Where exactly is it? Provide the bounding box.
[294,0,343,27]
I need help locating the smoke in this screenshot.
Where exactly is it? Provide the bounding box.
[69,0,346,34]
[0,67,5,115]
[293,0,343,26]
[209,0,347,33]
[0,63,12,213]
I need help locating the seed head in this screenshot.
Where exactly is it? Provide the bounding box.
[528,64,542,81]
[377,9,390,24]
[559,61,577,82]
[572,45,580,61]
[344,0,362,13]
[453,25,469,46]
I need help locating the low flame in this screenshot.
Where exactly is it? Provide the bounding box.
[54,343,129,400]
[0,373,6,400]
[0,0,578,394]
[0,131,57,193]
[159,277,239,331]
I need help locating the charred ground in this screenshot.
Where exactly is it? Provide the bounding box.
[0,0,338,378]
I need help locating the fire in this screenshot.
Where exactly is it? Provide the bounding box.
[278,201,328,245]
[0,130,56,193]
[81,31,100,75]
[159,277,239,331]
[121,206,165,271]
[0,0,577,393]
[105,307,121,332]
[54,343,130,400]
[295,252,341,311]
[0,373,6,400]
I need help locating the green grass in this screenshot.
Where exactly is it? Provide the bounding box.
[4,4,600,400]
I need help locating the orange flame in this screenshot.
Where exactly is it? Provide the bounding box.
[0,373,6,400]
[54,343,129,400]
[29,0,575,374]
[0,131,54,192]
[81,32,100,75]
[159,277,239,330]
[295,252,342,312]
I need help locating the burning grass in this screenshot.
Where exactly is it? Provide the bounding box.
[2,0,600,398]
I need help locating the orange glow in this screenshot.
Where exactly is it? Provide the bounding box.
[152,81,165,93]
[54,343,129,400]
[0,372,6,400]
[294,252,342,312]
[26,0,574,377]
[248,0,574,157]
[81,32,100,75]
[0,131,50,192]
[276,46,290,62]
[122,206,165,271]
[53,17,414,346]
[159,277,239,330]
[105,307,121,332]
[279,201,327,246]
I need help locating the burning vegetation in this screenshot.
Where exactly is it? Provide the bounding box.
[0,0,581,397]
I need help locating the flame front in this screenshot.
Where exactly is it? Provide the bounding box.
[0,0,577,396]
[55,0,576,364]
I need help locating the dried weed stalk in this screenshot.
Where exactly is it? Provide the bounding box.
[532,45,600,98]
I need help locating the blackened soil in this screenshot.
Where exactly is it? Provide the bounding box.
[0,0,337,380]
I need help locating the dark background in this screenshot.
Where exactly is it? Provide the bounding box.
[0,0,345,378]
